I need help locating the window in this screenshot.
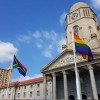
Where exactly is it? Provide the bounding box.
[9,88,11,91]
[47,90,48,95]
[88,9,90,16]
[30,85,33,88]
[8,94,11,98]
[69,95,75,100]
[37,91,40,96]
[23,92,26,98]
[73,25,79,36]
[2,95,4,99]
[83,9,85,16]
[30,92,32,97]
[69,16,71,22]
[0,75,1,80]
[37,84,40,88]
[98,94,100,100]
[18,93,20,98]
[93,13,97,22]
[82,94,87,99]
[18,87,20,90]
[88,26,93,34]
[79,10,81,17]
[85,9,88,16]
[24,86,26,89]
[97,26,100,31]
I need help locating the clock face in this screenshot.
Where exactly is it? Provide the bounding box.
[71,13,78,20]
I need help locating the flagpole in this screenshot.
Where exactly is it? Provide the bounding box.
[71,28,82,100]
[5,55,14,99]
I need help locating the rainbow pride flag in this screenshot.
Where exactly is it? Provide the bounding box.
[13,55,27,77]
[74,33,93,62]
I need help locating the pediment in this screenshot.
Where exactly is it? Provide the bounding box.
[41,49,100,73]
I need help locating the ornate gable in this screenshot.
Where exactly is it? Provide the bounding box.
[41,49,100,73]
[41,49,84,72]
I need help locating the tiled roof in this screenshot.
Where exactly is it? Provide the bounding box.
[18,77,44,85]
[0,76,51,88]
[0,81,19,88]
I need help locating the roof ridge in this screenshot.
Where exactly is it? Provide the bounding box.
[0,76,51,88]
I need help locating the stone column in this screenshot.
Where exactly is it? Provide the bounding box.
[52,72,56,100]
[88,65,98,100]
[43,74,46,99]
[63,70,68,100]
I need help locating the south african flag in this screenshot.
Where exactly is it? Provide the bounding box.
[13,55,27,77]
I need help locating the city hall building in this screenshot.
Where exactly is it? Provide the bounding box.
[1,2,100,100]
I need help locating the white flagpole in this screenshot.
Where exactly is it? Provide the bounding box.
[5,55,14,99]
[71,28,82,100]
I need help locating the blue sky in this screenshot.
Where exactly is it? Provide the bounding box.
[0,0,100,81]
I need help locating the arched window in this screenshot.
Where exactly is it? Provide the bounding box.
[73,25,79,36]
[98,94,100,100]
[88,26,93,34]
[82,94,87,99]
[69,95,75,100]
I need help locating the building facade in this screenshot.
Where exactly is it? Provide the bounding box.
[66,2,100,52]
[0,2,100,100]
[0,67,12,86]
[0,77,52,99]
[41,2,100,100]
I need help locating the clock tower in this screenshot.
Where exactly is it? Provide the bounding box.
[65,2,100,52]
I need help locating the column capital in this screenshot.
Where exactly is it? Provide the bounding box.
[43,74,46,77]
[74,68,80,73]
[52,72,56,77]
[62,70,68,75]
[87,65,93,70]
[43,74,47,80]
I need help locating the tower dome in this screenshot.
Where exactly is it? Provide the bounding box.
[70,2,89,12]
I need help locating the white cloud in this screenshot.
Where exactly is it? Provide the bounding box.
[42,31,66,58]
[19,30,65,58]
[43,50,53,58]
[12,74,42,82]
[48,44,53,50]
[41,31,58,58]
[33,31,41,39]
[43,31,51,39]
[33,30,66,58]
[43,30,58,41]
[91,0,100,9]
[0,41,18,63]
[18,35,31,43]
[36,43,43,48]
[51,30,58,41]
[59,11,67,25]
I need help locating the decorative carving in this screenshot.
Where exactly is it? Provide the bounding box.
[48,54,84,70]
